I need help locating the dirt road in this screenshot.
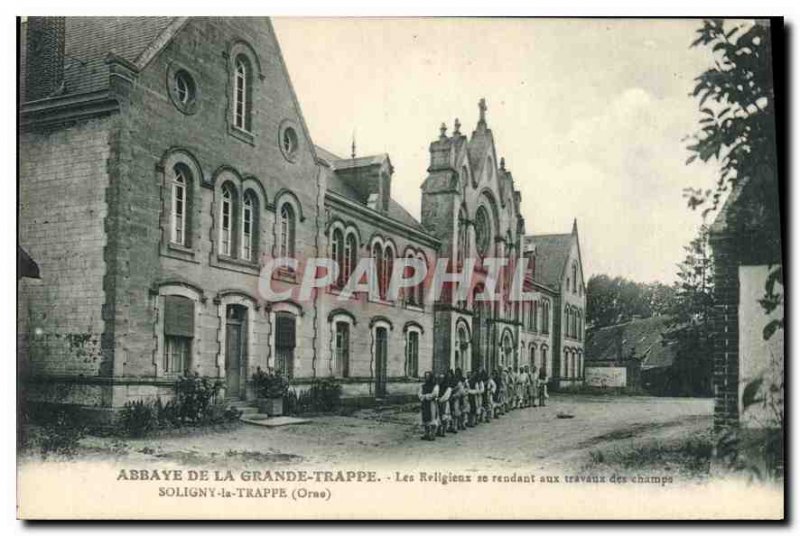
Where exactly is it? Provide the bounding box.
[61,394,713,474]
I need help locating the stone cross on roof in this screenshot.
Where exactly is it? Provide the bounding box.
[478,98,487,125]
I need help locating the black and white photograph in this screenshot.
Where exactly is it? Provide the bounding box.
[14,13,785,520]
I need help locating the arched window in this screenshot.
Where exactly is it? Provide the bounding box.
[381,246,394,300]
[334,321,350,378]
[572,308,578,339]
[279,203,295,258]
[502,332,513,368]
[456,207,468,267]
[541,346,548,376]
[475,206,490,257]
[406,329,420,377]
[372,242,383,299]
[233,56,251,132]
[542,300,550,334]
[344,233,357,288]
[577,310,582,341]
[171,164,190,246]
[241,191,257,261]
[331,228,344,287]
[415,253,426,306]
[219,183,235,257]
[572,262,578,294]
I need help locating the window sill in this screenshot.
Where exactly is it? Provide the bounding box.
[228,125,255,146]
[368,297,396,307]
[404,303,424,313]
[273,268,297,284]
[210,253,260,275]
[161,242,200,264]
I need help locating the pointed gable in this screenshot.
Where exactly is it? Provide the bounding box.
[529,233,573,288]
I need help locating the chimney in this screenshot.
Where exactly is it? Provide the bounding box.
[25,17,66,101]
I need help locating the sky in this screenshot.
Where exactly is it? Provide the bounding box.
[272,18,728,284]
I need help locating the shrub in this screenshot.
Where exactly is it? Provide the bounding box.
[39,410,85,458]
[116,375,240,437]
[174,374,224,424]
[118,399,157,438]
[286,378,342,415]
[252,367,289,399]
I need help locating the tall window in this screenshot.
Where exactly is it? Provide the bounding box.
[171,165,189,246]
[541,346,548,376]
[334,321,350,377]
[331,228,344,287]
[475,207,490,257]
[542,300,550,334]
[220,184,234,257]
[372,243,383,298]
[163,295,194,375]
[577,311,582,341]
[406,330,419,377]
[405,253,418,306]
[233,56,250,131]
[241,192,256,261]
[456,208,467,267]
[572,263,578,294]
[279,203,295,258]
[572,309,578,340]
[275,312,296,379]
[382,246,394,300]
[533,300,538,331]
[565,307,571,338]
[344,233,357,287]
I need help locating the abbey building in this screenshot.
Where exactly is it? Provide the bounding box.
[18,17,585,419]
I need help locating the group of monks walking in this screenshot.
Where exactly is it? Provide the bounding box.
[417,366,549,441]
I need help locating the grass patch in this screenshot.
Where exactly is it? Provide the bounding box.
[585,431,713,479]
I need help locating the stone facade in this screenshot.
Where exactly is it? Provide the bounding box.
[18,17,587,419]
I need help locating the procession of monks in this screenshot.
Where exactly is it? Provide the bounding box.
[417,366,549,441]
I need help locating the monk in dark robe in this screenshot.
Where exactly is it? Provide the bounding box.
[418,371,439,440]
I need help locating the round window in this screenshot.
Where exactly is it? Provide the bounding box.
[281,126,299,160]
[168,66,199,114]
[174,71,194,104]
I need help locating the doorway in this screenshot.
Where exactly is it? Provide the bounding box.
[225,305,247,399]
[375,327,388,397]
[275,312,296,379]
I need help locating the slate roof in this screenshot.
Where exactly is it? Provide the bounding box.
[21,17,177,100]
[585,315,677,370]
[528,233,573,288]
[316,145,424,231]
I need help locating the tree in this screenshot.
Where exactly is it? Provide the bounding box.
[662,226,714,396]
[685,19,781,321]
[586,275,676,330]
[686,19,783,477]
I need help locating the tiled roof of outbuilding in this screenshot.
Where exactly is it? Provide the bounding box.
[585,315,677,370]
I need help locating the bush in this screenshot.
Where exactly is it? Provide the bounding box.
[116,375,241,438]
[174,374,224,424]
[286,378,342,415]
[252,367,289,399]
[118,400,157,438]
[39,410,85,458]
